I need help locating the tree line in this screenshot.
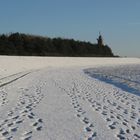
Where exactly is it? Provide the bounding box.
[0,32,114,57]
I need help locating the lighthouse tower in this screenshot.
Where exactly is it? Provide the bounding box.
[97,32,103,47]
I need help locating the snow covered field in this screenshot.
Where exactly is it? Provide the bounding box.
[0,56,140,140]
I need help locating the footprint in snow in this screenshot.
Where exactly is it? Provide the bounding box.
[10,127,18,132]
[21,131,33,140]
[85,127,92,132]
[87,132,97,140]
[83,117,89,124]
[134,134,140,139]
[108,121,118,130]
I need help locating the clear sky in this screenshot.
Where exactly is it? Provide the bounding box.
[0,0,140,57]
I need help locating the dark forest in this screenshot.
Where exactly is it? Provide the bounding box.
[0,33,114,57]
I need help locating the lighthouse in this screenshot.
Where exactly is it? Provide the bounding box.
[97,32,103,47]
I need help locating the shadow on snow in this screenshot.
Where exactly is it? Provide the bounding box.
[84,69,140,96]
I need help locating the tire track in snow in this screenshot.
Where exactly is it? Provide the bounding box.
[0,72,31,88]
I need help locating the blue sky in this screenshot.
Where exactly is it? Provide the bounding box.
[0,0,140,57]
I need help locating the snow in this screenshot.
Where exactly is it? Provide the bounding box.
[0,56,140,140]
[0,56,139,78]
[84,65,140,96]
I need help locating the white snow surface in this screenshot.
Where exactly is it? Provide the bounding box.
[0,56,140,140]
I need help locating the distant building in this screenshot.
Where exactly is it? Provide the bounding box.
[97,33,103,47]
